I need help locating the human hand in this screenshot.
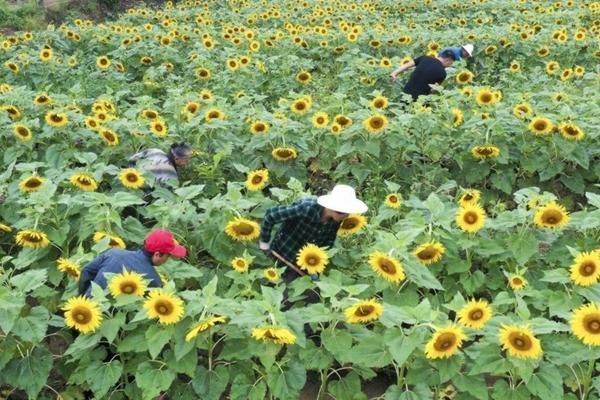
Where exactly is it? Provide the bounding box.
[390,72,397,82]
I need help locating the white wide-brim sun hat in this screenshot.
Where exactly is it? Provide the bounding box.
[462,44,474,57]
[317,184,368,214]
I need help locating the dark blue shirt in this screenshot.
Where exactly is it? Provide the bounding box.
[78,249,162,296]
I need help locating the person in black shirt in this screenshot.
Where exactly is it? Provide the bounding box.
[389,49,456,102]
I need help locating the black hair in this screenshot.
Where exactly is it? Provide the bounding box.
[440,49,457,61]
[170,142,193,159]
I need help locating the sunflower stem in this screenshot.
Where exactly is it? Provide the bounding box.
[208,332,213,371]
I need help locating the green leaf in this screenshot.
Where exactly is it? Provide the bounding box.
[526,363,564,400]
[347,337,393,368]
[85,360,123,399]
[145,325,174,359]
[508,232,538,265]
[404,260,444,290]
[117,329,148,353]
[11,306,49,344]
[10,269,47,293]
[230,374,267,400]
[586,192,600,208]
[191,365,230,400]
[385,329,423,366]
[174,184,206,200]
[2,346,53,398]
[452,374,489,400]
[0,288,25,334]
[436,356,462,382]
[64,332,102,359]
[321,329,353,359]
[100,312,126,343]
[109,191,146,208]
[135,361,176,399]
[298,340,334,370]
[267,360,306,400]
[540,268,570,283]
[328,371,366,400]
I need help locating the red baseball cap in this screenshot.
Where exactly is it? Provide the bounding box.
[144,229,187,258]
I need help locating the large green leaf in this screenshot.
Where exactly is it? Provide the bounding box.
[191,365,230,400]
[135,361,176,400]
[11,306,49,344]
[0,287,25,334]
[145,324,173,359]
[1,346,53,398]
[85,359,123,399]
[266,360,306,400]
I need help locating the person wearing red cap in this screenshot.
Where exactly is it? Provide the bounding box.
[78,229,187,297]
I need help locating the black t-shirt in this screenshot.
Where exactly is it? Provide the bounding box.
[402,56,446,101]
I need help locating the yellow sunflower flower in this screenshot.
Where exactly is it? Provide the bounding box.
[264,267,280,282]
[456,204,486,233]
[528,117,554,135]
[499,325,542,359]
[471,145,500,159]
[570,251,600,287]
[15,229,50,249]
[57,257,81,280]
[363,113,388,134]
[225,217,261,241]
[413,241,445,265]
[385,193,402,208]
[250,120,269,135]
[571,303,600,347]
[533,201,569,229]
[70,173,98,191]
[425,325,467,359]
[186,316,227,342]
[512,103,533,119]
[63,296,103,334]
[252,326,296,345]
[334,114,353,129]
[370,95,389,109]
[290,98,310,114]
[246,169,269,191]
[142,109,159,120]
[99,129,119,146]
[311,112,329,128]
[144,289,185,325]
[231,256,250,273]
[19,175,45,193]
[150,119,168,137]
[204,108,226,122]
[109,270,146,297]
[119,168,145,189]
[457,299,492,329]
[296,243,329,274]
[559,122,585,141]
[451,108,464,127]
[271,147,297,161]
[509,275,528,290]
[13,124,32,141]
[368,252,405,284]
[455,70,474,85]
[344,299,384,324]
[337,214,367,236]
[475,89,496,106]
[96,55,111,69]
[0,223,13,233]
[459,189,481,207]
[45,111,69,128]
[93,231,126,249]
[296,70,312,84]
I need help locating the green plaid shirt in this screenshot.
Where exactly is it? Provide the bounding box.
[260,198,340,263]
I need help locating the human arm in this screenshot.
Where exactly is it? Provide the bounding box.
[259,201,310,249]
[390,59,416,82]
[78,252,106,295]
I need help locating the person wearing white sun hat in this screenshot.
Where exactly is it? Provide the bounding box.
[259,184,368,280]
[438,43,474,61]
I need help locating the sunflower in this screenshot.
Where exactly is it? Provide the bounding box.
[199,89,213,101]
[186,316,226,342]
[246,169,269,191]
[231,256,250,273]
[471,145,500,159]
[537,47,550,57]
[290,98,310,114]
[424,325,467,359]
[370,96,389,109]
[196,67,211,80]
[571,304,600,347]
[560,68,573,81]
[4,61,20,74]
[184,101,200,115]
[455,70,474,85]
[459,189,481,207]
[533,201,569,229]
[119,168,145,189]
[57,258,81,280]
[0,223,12,233]
[98,129,119,146]
[296,243,329,274]
[96,56,111,69]
[144,289,185,325]
[63,296,103,334]
[19,175,45,193]
[225,217,261,241]
[559,122,585,141]
[456,204,486,233]
[344,299,384,324]
[528,116,554,135]
[570,251,600,287]
[334,114,353,129]
[264,267,280,282]
[311,112,329,128]
[545,61,560,75]
[150,119,168,137]
[457,299,492,329]
[45,111,69,128]
[512,103,533,119]
[509,275,528,290]
[204,108,225,122]
[142,109,159,120]
[368,252,405,284]
[475,89,495,106]
[70,173,98,191]
[271,147,297,161]
[509,61,520,72]
[15,229,50,249]
[296,70,312,84]
[338,214,367,236]
[252,326,296,345]
[363,114,388,134]
[461,87,473,97]
[109,270,146,297]
[451,109,464,127]
[84,116,101,131]
[250,120,269,134]
[33,94,52,106]
[574,66,585,77]
[413,241,445,265]
[499,325,542,359]
[92,231,126,249]
[385,193,402,208]
[39,47,53,61]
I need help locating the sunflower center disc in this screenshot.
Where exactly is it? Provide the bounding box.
[581,263,595,276]
[465,213,477,224]
[357,306,373,316]
[307,257,318,266]
[589,320,600,333]
[122,285,134,294]
[252,176,262,184]
[470,310,483,320]
[514,338,525,348]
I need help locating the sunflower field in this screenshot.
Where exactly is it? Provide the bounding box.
[1,0,600,399]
